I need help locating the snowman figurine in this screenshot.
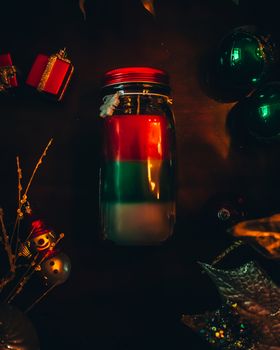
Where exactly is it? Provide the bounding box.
[30,219,57,254]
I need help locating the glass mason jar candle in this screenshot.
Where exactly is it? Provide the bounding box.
[99,67,176,245]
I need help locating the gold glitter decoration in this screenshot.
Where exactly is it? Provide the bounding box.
[37,56,57,92]
[0,65,16,91]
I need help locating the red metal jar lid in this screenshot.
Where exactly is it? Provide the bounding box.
[103,67,169,86]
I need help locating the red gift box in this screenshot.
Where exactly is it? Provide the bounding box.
[26,49,74,101]
[0,53,17,91]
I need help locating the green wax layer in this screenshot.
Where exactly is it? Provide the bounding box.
[101,160,175,202]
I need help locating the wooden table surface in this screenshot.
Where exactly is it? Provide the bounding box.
[1,0,280,349]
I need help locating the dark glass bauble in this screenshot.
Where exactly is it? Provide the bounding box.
[200,26,277,102]
[244,82,280,141]
[216,26,276,91]
[0,303,40,350]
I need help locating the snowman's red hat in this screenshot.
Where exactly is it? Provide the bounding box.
[31,219,50,238]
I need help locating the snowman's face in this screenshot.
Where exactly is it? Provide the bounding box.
[32,232,55,251]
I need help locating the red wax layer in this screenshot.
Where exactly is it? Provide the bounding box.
[104,115,171,160]
[0,53,18,87]
[26,54,70,95]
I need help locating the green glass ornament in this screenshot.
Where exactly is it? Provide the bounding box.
[244,82,280,141]
[216,26,276,91]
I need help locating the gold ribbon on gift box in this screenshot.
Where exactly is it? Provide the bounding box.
[0,65,16,91]
[37,48,72,93]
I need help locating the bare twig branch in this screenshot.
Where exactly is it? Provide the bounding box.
[211,240,244,266]
[0,208,15,273]
[6,253,40,303]
[16,156,23,212]
[22,138,53,204]
[0,208,16,290]
[25,283,58,313]
[11,139,53,252]
[79,0,86,20]
[1,139,54,295]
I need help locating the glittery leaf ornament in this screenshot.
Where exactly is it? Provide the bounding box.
[141,0,155,16]
[182,304,252,349]
[230,213,280,259]
[182,262,280,349]
[99,92,121,118]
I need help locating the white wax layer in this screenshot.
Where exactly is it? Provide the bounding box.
[102,202,176,244]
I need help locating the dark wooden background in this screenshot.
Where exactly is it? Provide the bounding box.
[1,0,280,349]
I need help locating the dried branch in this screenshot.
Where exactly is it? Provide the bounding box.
[0,208,16,290]
[25,283,58,313]
[22,138,53,205]
[79,0,86,20]
[0,208,15,273]
[10,139,53,248]
[0,139,55,297]
[211,240,244,266]
[5,253,39,303]
[16,156,23,214]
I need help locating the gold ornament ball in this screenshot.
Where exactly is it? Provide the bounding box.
[40,252,71,286]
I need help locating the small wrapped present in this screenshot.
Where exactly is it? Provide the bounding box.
[0,53,17,92]
[26,48,74,101]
